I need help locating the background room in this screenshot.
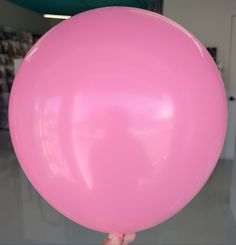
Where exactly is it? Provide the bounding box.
[0,0,236,244]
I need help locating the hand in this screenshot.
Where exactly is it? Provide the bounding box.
[102,233,136,245]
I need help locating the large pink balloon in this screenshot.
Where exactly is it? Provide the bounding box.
[9,7,227,234]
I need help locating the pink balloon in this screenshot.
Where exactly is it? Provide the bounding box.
[9,7,227,234]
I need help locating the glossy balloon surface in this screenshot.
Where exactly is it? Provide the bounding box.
[9,7,227,233]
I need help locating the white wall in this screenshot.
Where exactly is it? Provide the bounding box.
[164,0,236,89]
[0,0,49,34]
[231,159,236,221]
[164,0,236,160]
[164,0,236,222]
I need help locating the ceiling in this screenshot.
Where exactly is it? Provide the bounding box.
[8,0,163,16]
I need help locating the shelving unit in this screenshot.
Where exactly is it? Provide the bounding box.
[0,26,39,130]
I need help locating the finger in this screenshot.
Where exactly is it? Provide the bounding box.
[122,233,136,245]
[103,234,122,245]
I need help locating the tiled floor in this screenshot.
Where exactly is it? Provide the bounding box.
[0,130,236,245]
